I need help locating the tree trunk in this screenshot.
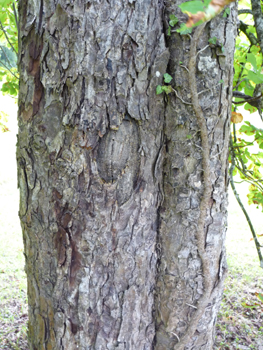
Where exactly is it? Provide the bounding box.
[17,1,237,349]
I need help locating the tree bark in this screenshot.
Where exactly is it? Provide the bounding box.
[17,1,237,349]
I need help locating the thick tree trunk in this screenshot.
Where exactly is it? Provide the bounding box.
[155,3,237,349]
[17,0,237,349]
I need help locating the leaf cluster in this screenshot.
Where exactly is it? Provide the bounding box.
[156,73,174,95]
[0,1,18,89]
[0,1,19,130]
[232,122,263,210]
[167,14,192,36]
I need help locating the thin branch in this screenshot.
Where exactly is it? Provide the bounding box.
[0,20,17,55]
[197,44,209,56]
[251,0,263,56]
[229,136,263,268]
[170,332,180,342]
[234,179,263,185]
[210,146,225,159]
[0,45,13,68]
[12,2,20,44]
[234,175,263,186]
[232,46,250,92]
[233,136,260,148]
[233,164,263,192]
[239,20,258,46]
[185,303,197,309]
[172,88,192,105]
[233,123,237,143]
[0,59,19,79]
[232,93,262,105]
[232,91,252,99]
[238,9,254,15]
[179,64,189,72]
[233,78,247,91]
[198,83,222,96]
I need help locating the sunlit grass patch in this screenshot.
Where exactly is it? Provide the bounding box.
[214,187,263,350]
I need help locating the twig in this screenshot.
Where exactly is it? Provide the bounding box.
[195,143,203,150]
[238,9,253,15]
[233,78,247,91]
[239,20,258,46]
[229,135,263,268]
[172,88,192,105]
[170,332,180,342]
[0,59,19,79]
[232,93,262,105]
[196,44,209,56]
[0,20,17,55]
[179,64,189,72]
[185,303,197,309]
[251,0,263,56]
[0,45,13,68]
[233,165,263,192]
[233,136,260,148]
[198,82,222,95]
[233,122,237,143]
[232,46,250,93]
[12,3,20,44]
[210,146,225,159]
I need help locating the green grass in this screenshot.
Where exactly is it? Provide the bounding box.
[0,95,28,350]
[214,186,263,350]
[0,95,263,349]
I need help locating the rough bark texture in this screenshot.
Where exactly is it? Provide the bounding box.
[155,4,237,349]
[17,0,237,349]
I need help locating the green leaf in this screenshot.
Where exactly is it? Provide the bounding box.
[247,53,258,71]
[179,1,204,14]
[257,293,263,303]
[244,80,254,96]
[164,73,173,83]
[247,70,263,84]
[241,302,258,309]
[223,7,230,18]
[250,45,260,55]
[1,0,12,6]
[239,124,256,136]
[204,0,213,6]
[232,167,237,176]
[167,26,171,36]
[244,103,257,114]
[162,85,173,95]
[176,23,192,35]
[169,14,178,27]
[208,37,217,45]
[156,85,163,95]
